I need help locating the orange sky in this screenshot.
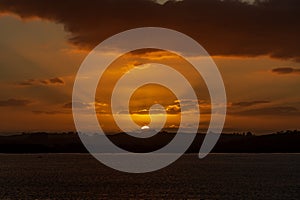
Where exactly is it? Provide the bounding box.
[0,0,300,134]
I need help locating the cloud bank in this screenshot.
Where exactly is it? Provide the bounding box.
[0,0,299,61]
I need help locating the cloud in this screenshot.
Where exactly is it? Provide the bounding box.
[0,0,299,61]
[272,67,300,75]
[231,106,299,116]
[16,77,65,86]
[63,101,87,109]
[128,49,180,60]
[118,103,181,115]
[49,77,64,84]
[166,104,181,114]
[32,110,69,115]
[0,98,32,107]
[232,100,270,107]
[130,109,150,115]
[63,101,108,115]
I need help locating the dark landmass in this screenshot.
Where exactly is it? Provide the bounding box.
[0,130,299,153]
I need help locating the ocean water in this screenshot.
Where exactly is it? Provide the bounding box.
[0,153,299,199]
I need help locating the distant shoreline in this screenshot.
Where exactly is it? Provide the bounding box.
[0,131,299,153]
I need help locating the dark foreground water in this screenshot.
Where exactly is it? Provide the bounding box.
[0,154,299,199]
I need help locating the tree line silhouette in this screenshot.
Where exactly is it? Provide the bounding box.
[0,130,298,153]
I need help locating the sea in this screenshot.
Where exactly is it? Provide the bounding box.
[0,153,299,199]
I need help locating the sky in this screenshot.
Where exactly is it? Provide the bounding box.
[0,0,299,134]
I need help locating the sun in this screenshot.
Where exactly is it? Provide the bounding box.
[141,125,150,130]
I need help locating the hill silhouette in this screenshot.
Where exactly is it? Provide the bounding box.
[0,130,299,153]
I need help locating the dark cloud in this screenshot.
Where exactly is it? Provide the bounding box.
[49,77,64,84]
[0,98,32,107]
[272,67,300,75]
[232,100,270,107]
[232,106,299,116]
[32,110,68,115]
[0,0,299,61]
[63,101,88,109]
[17,77,65,86]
